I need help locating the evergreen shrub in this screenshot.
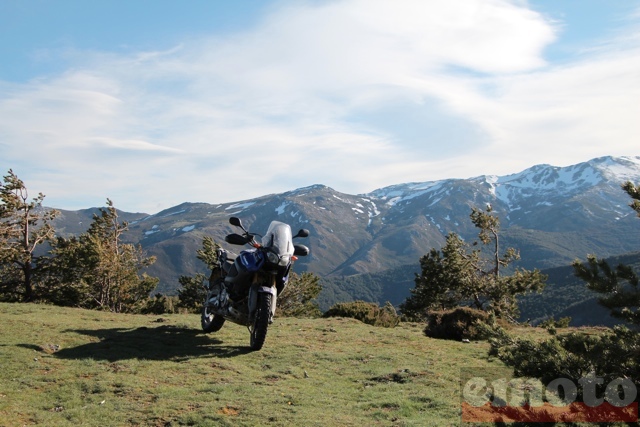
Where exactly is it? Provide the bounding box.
[487,324,640,398]
[323,300,400,328]
[424,307,492,341]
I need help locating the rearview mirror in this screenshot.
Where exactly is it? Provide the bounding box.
[225,233,249,245]
[229,217,242,227]
[294,244,309,256]
[294,229,310,238]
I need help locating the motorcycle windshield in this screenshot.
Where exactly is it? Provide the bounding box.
[262,221,294,266]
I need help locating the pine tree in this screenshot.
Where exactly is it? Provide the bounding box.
[0,170,58,301]
[622,180,640,217]
[401,205,546,321]
[490,182,640,394]
[177,236,220,312]
[400,233,473,318]
[277,271,322,317]
[572,181,640,326]
[48,199,158,312]
[177,273,207,313]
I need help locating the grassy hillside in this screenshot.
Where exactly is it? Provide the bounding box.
[0,302,508,426]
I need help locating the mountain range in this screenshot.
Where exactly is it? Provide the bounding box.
[52,155,640,320]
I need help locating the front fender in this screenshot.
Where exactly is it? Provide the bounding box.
[257,286,277,296]
[249,281,278,319]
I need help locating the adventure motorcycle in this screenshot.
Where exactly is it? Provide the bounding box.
[201,217,310,350]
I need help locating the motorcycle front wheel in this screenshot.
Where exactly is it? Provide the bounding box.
[201,305,226,333]
[249,293,272,351]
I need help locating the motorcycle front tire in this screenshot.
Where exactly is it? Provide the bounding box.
[249,292,272,351]
[201,305,226,333]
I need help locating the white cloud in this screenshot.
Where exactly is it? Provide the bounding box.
[88,137,184,153]
[0,0,638,212]
[464,44,640,167]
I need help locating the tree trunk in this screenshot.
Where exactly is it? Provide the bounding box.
[22,262,33,302]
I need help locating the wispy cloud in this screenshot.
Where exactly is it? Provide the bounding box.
[1,0,638,213]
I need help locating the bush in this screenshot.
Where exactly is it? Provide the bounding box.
[177,273,208,313]
[139,294,178,315]
[487,324,640,398]
[277,272,322,318]
[424,307,492,340]
[539,316,572,329]
[323,300,400,328]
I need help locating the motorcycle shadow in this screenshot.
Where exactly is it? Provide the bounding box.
[44,324,254,362]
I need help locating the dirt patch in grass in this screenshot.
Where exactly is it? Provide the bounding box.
[217,404,241,416]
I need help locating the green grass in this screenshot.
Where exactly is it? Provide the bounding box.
[0,302,509,426]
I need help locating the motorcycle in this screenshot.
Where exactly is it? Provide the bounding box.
[201,216,310,350]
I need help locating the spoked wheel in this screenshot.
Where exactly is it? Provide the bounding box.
[201,277,226,333]
[201,304,226,333]
[249,293,272,351]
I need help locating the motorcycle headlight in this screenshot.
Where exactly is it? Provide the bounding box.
[266,251,280,265]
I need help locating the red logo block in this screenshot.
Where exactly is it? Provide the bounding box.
[461,371,638,423]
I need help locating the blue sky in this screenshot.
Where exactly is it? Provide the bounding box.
[1,0,639,213]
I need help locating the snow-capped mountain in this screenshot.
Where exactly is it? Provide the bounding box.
[53,156,640,300]
[369,156,640,232]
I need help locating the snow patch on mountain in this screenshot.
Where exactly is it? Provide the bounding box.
[368,181,442,206]
[287,184,328,197]
[594,156,640,182]
[275,201,290,215]
[144,225,160,236]
[226,202,255,212]
[160,209,186,218]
